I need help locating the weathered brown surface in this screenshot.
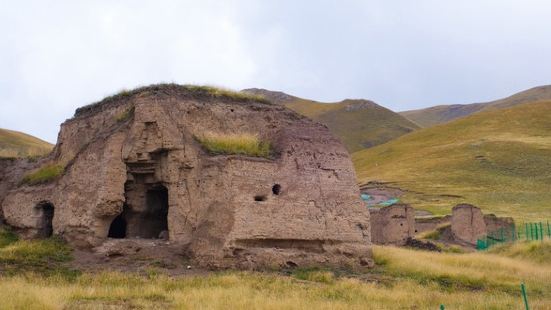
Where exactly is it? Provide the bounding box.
[369,204,415,245]
[0,85,372,269]
[483,214,515,239]
[451,204,487,245]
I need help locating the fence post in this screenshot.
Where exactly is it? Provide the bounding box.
[526,223,529,240]
[521,283,530,310]
[547,221,550,238]
[540,222,544,241]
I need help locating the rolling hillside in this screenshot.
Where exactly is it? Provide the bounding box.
[0,128,53,158]
[401,85,551,127]
[353,100,551,221]
[243,88,419,152]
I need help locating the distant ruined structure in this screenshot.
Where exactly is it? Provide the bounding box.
[451,204,514,246]
[369,204,415,245]
[0,84,373,269]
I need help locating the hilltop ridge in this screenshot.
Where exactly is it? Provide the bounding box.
[401,85,551,127]
[242,88,419,152]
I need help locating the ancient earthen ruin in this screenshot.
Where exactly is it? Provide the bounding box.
[451,204,514,246]
[368,203,415,245]
[0,84,373,269]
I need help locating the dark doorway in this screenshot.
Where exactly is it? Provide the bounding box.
[139,185,169,238]
[108,212,127,238]
[36,202,54,238]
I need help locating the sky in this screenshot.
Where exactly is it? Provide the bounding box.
[1,1,551,143]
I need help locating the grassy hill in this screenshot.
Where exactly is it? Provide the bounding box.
[0,128,53,158]
[401,85,551,127]
[243,88,419,152]
[353,100,551,221]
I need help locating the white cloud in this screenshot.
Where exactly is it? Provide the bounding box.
[1,0,551,142]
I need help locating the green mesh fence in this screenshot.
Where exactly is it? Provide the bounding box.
[476,221,551,250]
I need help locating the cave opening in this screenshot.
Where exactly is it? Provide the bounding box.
[108,210,127,238]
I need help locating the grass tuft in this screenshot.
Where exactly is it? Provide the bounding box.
[183,85,268,103]
[20,163,64,185]
[293,268,335,283]
[195,131,271,158]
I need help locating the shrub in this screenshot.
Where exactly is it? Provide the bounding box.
[21,163,64,185]
[195,132,271,158]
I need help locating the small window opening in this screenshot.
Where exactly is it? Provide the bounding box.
[272,184,281,195]
[254,195,267,202]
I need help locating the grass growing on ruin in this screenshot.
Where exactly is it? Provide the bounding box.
[0,239,550,309]
[20,163,64,185]
[195,131,271,158]
[184,85,268,103]
[75,84,270,117]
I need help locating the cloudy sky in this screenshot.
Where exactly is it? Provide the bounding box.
[1,0,551,143]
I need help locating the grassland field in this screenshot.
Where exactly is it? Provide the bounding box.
[0,228,549,309]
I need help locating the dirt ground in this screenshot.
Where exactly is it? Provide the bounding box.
[69,239,210,276]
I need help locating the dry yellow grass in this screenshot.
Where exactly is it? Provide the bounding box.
[0,243,550,309]
[1,271,548,310]
[195,131,271,157]
[0,128,53,158]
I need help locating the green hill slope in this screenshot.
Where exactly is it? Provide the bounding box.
[243,88,420,152]
[353,100,551,221]
[0,128,53,158]
[401,85,551,127]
